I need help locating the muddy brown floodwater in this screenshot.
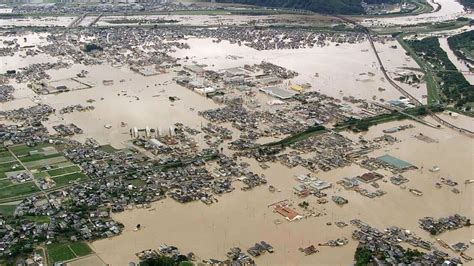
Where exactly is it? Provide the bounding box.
[91,118,473,265]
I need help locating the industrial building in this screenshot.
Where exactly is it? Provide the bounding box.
[377,154,416,171]
[259,87,296,100]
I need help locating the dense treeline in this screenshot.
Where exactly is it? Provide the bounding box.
[408,37,474,110]
[215,0,365,14]
[335,106,444,131]
[84,43,103,52]
[458,0,474,9]
[447,30,474,66]
[139,255,190,266]
[354,246,424,265]
[215,0,403,14]
[364,0,401,4]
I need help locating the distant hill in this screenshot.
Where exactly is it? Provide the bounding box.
[215,0,403,14]
[214,0,365,14]
[364,0,401,4]
[458,0,474,9]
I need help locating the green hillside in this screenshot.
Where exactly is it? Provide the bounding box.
[215,0,365,14]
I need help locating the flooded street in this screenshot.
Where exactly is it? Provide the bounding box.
[0,2,473,265]
[173,38,425,103]
[0,16,74,27]
[42,65,217,148]
[91,119,474,265]
[0,0,471,28]
[1,34,427,148]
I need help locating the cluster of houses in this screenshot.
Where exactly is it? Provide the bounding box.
[232,130,356,173]
[59,104,95,115]
[0,123,50,146]
[319,237,349,247]
[52,123,83,136]
[418,214,470,235]
[247,241,274,257]
[0,104,54,124]
[136,244,194,265]
[8,62,69,86]
[0,85,14,103]
[7,171,32,183]
[42,26,184,68]
[223,247,255,265]
[135,241,273,266]
[239,172,267,191]
[0,104,57,146]
[436,177,463,194]
[332,196,349,206]
[293,174,331,198]
[0,15,469,265]
[193,26,367,51]
[390,174,410,185]
[242,129,398,175]
[337,172,387,199]
[166,166,229,204]
[62,130,262,206]
[200,125,231,148]
[0,114,276,259]
[0,193,123,258]
[1,136,259,255]
[284,132,353,172]
[350,219,463,264]
[0,43,18,57]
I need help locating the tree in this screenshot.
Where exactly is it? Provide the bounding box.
[139,254,190,266]
[355,120,370,131]
[139,255,175,266]
[355,247,372,266]
[84,43,103,52]
[404,248,424,263]
[215,0,366,15]
[416,107,427,116]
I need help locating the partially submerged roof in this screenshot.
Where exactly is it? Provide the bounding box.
[259,87,296,100]
[377,154,414,170]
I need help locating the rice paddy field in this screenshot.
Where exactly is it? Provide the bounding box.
[0,144,89,202]
[46,242,94,265]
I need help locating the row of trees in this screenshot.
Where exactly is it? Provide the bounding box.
[335,106,444,132]
[458,0,474,9]
[364,0,401,4]
[408,37,474,109]
[355,246,425,265]
[139,255,191,266]
[216,0,404,14]
[215,0,365,14]
[447,30,474,66]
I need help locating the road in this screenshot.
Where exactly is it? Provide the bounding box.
[371,102,439,129]
[335,15,474,137]
[68,13,102,28]
[86,13,103,27]
[6,147,51,204]
[68,13,87,28]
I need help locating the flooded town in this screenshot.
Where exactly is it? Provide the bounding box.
[0,0,473,265]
